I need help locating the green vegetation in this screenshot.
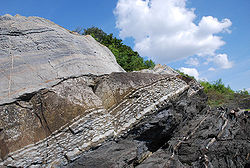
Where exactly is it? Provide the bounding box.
[236,88,250,95]
[200,79,249,106]
[176,70,249,107]
[75,27,249,107]
[76,27,155,71]
[200,79,234,106]
[200,79,234,95]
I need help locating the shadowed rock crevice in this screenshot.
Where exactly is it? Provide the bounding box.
[67,88,208,168]
[126,106,180,153]
[1,15,249,168]
[0,28,55,36]
[67,84,249,168]
[16,92,37,102]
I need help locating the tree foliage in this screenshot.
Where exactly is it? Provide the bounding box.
[82,27,155,71]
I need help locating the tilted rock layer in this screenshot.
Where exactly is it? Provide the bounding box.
[0,72,190,167]
[0,14,124,104]
[0,15,249,168]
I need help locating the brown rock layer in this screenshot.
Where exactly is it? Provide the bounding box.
[1,72,188,167]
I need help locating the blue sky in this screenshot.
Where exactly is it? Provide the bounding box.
[0,0,249,91]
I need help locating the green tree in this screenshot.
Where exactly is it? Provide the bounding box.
[82,27,155,71]
[83,27,107,42]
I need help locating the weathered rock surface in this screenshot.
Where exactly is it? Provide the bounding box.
[0,15,249,168]
[68,84,250,168]
[140,64,179,76]
[0,14,124,104]
[0,72,189,167]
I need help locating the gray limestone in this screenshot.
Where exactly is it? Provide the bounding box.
[140,64,179,76]
[0,14,124,104]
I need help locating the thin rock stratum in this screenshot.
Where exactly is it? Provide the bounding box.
[0,15,249,168]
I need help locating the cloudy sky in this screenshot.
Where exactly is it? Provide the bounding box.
[0,0,249,91]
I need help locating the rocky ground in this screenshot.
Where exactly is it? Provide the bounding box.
[0,14,124,105]
[67,85,250,168]
[1,72,249,168]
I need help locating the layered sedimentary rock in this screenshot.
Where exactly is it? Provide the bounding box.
[0,14,124,104]
[0,15,249,168]
[2,70,248,168]
[67,79,250,168]
[0,72,190,167]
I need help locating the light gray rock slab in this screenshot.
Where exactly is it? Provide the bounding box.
[65,148,81,162]
[140,64,179,75]
[0,14,124,104]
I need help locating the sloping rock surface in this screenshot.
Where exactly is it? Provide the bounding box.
[68,84,250,168]
[0,14,124,104]
[0,15,249,168]
[0,72,189,167]
[140,64,179,76]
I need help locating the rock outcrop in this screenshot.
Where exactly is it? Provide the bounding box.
[0,15,249,168]
[0,71,190,167]
[0,14,124,104]
[140,64,179,76]
[67,85,250,168]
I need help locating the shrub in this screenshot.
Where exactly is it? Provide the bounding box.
[200,79,249,106]
[82,27,155,71]
[177,71,249,107]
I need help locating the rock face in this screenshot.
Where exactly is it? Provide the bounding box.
[140,64,179,76]
[0,72,189,167]
[2,70,249,168]
[68,86,250,168]
[0,15,249,168]
[0,14,124,104]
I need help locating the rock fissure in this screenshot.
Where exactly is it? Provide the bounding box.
[0,29,54,36]
[1,15,249,168]
[36,94,52,135]
[162,111,210,167]
[1,74,190,167]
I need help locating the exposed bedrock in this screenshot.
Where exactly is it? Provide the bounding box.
[0,71,191,167]
[0,14,124,105]
[67,86,250,168]
[0,15,249,168]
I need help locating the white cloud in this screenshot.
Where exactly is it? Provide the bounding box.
[114,0,232,63]
[208,67,216,71]
[179,67,199,79]
[213,54,233,69]
[185,58,199,66]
